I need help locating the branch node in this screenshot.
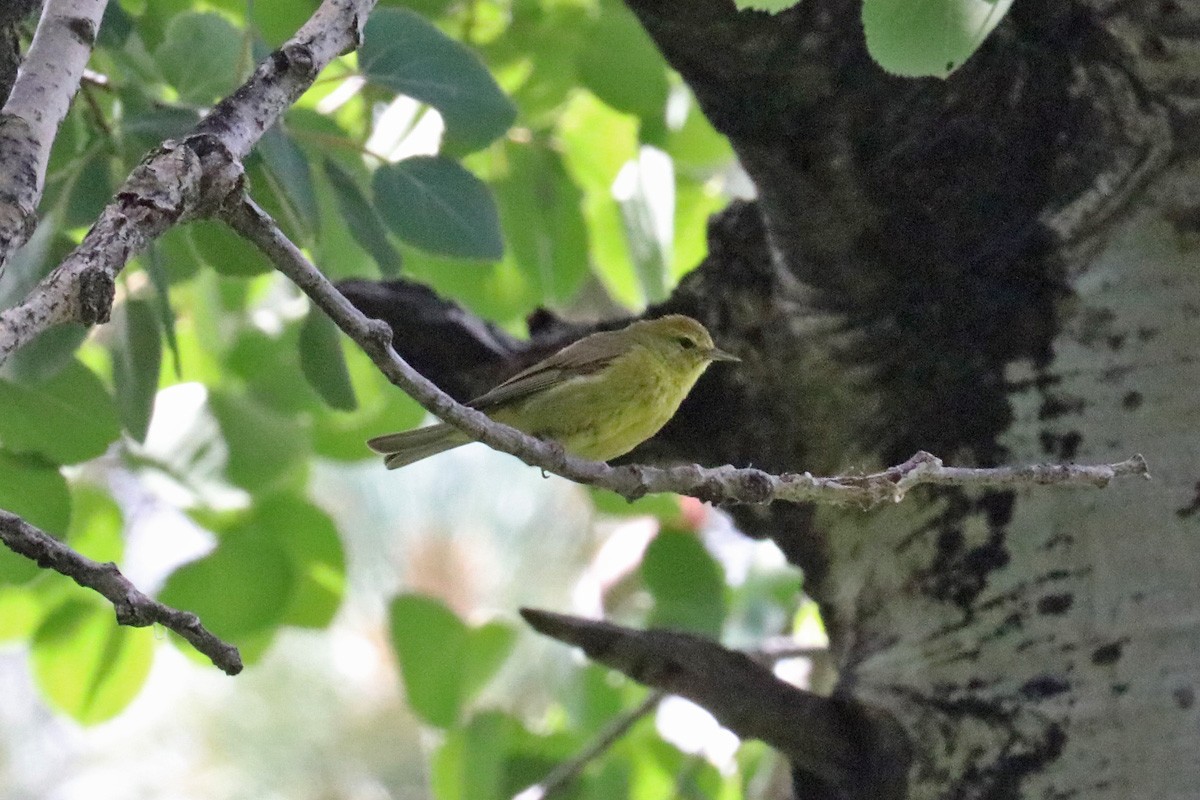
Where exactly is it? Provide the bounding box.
[278,43,317,78]
[77,266,114,324]
[737,468,775,505]
[365,318,394,350]
[619,464,649,502]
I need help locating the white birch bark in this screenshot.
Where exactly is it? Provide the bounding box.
[825,165,1200,797]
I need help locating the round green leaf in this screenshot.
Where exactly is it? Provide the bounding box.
[66,485,124,564]
[0,323,90,384]
[159,531,295,641]
[31,599,155,725]
[642,529,726,637]
[0,360,121,465]
[246,494,346,629]
[577,5,669,128]
[189,219,275,277]
[862,0,1015,78]
[493,143,589,305]
[373,156,504,260]
[734,0,800,10]
[208,390,309,492]
[360,8,516,154]
[389,594,515,729]
[0,454,69,584]
[390,593,470,728]
[0,586,42,641]
[227,326,323,415]
[462,620,517,700]
[154,12,244,103]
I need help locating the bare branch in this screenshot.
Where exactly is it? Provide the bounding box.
[0,508,243,675]
[0,0,106,271]
[517,608,901,794]
[227,192,1148,508]
[0,0,377,361]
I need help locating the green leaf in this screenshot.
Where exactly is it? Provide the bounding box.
[667,98,734,172]
[576,4,669,129]
[493,143,589,305]
[462,621,517,700]
[558,93,642,309]
[373,156,504,260]
[642,530,726,637]
[254,125,320,241]
[323,159,403,276]
[227,326,322,415]
[672,175,724,281]
[64,152,115,229]
[0,324,89,383]
[31,599,155,725]
[208,390,309,492]
[389,594,514,728]
[0,213,58,311]
[116,91,201,163]
[110,299,162,443]
[431,712,511,800]
[862,0,1014,78]
[154,12,244,103]
[247,495,345,628]
[360,8,516,154]
[311,345,425,461]
[299,310,358,412]
[250,0,317,47]
[159,528,295,641]
[67,485,124,564]
[0,454,70,584]
[141,248,181,373]
[0,586,42,641]
[188,219,275,277]
[432,711,576,800]
[0,360,121,465]
[390,593,470,728]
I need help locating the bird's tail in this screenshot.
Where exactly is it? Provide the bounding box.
[366,424,471,470]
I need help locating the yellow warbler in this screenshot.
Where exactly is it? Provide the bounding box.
[367,315,738,470]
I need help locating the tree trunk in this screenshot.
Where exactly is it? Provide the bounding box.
[345,0,1200,795]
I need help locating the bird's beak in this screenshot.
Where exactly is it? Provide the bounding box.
[706,347,740,363]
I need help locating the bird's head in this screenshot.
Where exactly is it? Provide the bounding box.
[633,314,740,371]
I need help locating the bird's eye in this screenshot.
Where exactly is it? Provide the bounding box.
[676,336,697,350]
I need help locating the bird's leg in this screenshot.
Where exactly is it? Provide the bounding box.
[538,437,567,479]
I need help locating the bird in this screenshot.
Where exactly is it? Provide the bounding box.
[367,314,738,470]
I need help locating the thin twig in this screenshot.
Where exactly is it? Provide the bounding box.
[0,509,243,675]
[514,690,666,800]
[224,194,1150,508]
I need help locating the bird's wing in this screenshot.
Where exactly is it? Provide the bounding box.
[468,330,626,411]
